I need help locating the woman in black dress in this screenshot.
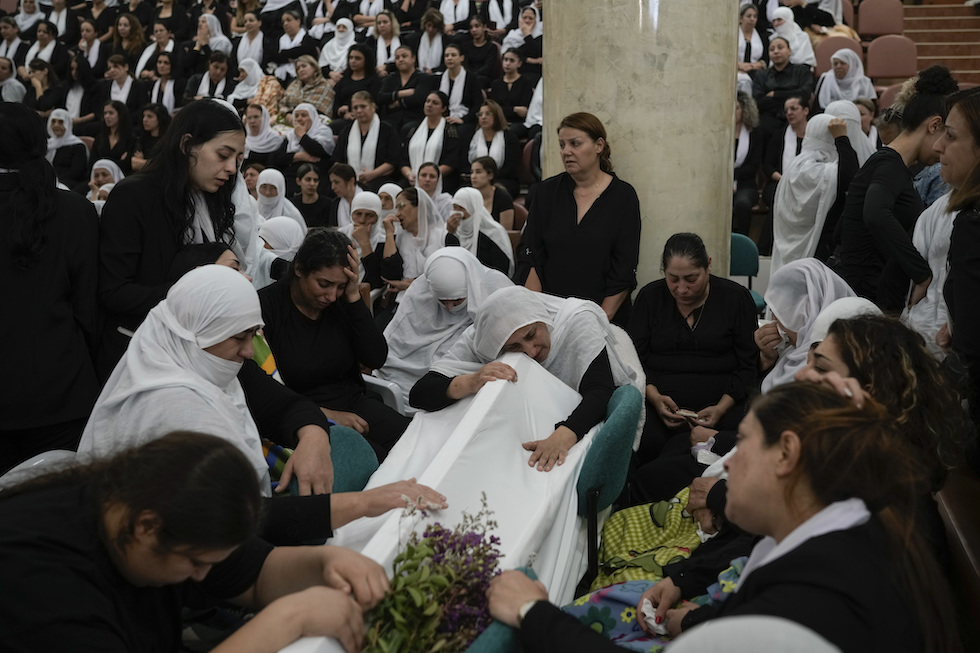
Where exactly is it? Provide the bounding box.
[470,155,514,229]
[90,99,135,174]
[129,101,170,171]
[627,233,758,464]
[258,228,411,460]
[45,108,88,189]
[523,112,641,326]
[835,66,959,312]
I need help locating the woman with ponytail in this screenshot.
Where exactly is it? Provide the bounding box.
[522,112,641,327]
[0,103,100,474]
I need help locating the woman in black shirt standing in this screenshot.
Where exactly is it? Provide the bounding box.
[523,112,641,327]
[835,66,959,312]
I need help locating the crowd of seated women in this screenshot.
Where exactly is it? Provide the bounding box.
[5,2,980,651]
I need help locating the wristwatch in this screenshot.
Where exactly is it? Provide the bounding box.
[517,599,540,626]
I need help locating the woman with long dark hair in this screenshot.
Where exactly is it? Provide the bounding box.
[59,55,99,135]
[130,102,170,171]
[90,99,135,174]
[0,103,100,474]
[96,99,247,377]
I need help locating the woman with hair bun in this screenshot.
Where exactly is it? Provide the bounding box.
[0,103,100,474]
[835,66,959,312]
[522,112,641,326]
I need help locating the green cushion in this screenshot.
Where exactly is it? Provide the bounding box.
[329,426,380,493]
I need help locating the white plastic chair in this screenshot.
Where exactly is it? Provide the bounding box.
[362,374,415,417]
[0,450,76,491]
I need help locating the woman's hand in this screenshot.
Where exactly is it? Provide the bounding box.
[195,21,211,46]
[361,478,448,517]
[381,277,414,292]
[450,362,518,399]
[292,150,320,163]
[637,577,681,633]
[754,321,782,370]
[687,476,719,512]
[351,223,373,254]
[690,507,717,534]
[446,116,463,125]
[909,276,932,308]
[486,570,549,628]
[793,369,870,409]
[343,245,362,303]
[446,210,462,234]
[689,425,718,445]
[382,213,399,235]
[269,587,365,653]
[328,70,343,84]
[694,403,727,429]
[737,61,754,73]
[936,322,952,350]
[321,408,369,433]
[827,117,848,139]
[665,601,700,637]
[649,390,686,427]
[276,425,334,495]
[320,545,390,610]
[522,426,577,472]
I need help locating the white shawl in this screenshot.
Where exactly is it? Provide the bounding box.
[430,285,636,391]
[524,78,542,128]
[15,2,43,33]
[451,186,514,275]
[203,14,233,54]
[77,265,271,496]
[782,124,800,174]
[487,0,512,30]
[24,39,55,66]
[228,58,264,102]
[772,7,815,68]
[275,25,308,79]
[501,6,541,50]
[376,34,400,67]
[416,31,443,72]
[439,66,469,120]
[285,102,335,154]
[468,128,505,167]
[47,7,68,39]
[439,0,469,26]
[151,77,177,114]
[258,215,306,260]
[255,168,307,229]
[335,186,363,229]
[236,30,264,68]
[347,113,380,174]
[110,75,134,103]
[135,39,173,78]
[244,104,284,155]
[762,258,856,392]
[318,18,353,72]
[358,0,384,36]
[0,37,23,61]
[396,187,447,279]
[734,124,750,171]
[83,38,102,69]
[771,115,839,277]
[308,0,335,40]
[376,247,513,401]
[901,192,954,360]
[45,108,84,163]
[737,27,764,64]
[817,49,877,109]
[196,71,227,98]
[408,118,446,183]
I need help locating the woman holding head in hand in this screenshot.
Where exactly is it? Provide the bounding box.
[410,286,637,472]
[522,112,641,326]
[259,228,411,461]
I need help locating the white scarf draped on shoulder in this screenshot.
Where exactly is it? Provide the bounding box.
[45,108,84,163]
[451,186,514,275]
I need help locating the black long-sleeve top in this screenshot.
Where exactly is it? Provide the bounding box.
[515,33,541,80]
[333,117,401,172]
[270,33,319,66]
[752,63,814,121]
[627,276,759,410]
[409,349,615,439]
[944,207,980,428]
[815,135,860,261]
[331,74,382,120]
[460,39,497,85]
[391,0,427,30]
[488,74,534,125]
[441,68,484,124]
[258,277,388,407]
[835,147,929,309]
[444,231,510,274]
[378,70,434,121]
[398,123,463,170]
[51,143,89,189]
[734,127,763,192]
[522,172,641,326]
[0,177,101,430]
[763,125,802,179]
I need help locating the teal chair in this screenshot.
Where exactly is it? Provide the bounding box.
[730,233,766,315]
[327,425,380,493]
[466,567,538,653]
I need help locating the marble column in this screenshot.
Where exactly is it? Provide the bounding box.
[542,0,738,288]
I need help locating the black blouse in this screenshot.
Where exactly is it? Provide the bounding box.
[488,74,534,125]
[522,172,641,325]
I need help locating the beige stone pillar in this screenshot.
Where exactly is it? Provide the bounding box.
[541,0,738,288]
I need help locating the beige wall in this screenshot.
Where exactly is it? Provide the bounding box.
[541,0,738,288]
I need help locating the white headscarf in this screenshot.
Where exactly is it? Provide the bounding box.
[258,215,306,260]
[255,168,307,229]
[202,14,233,54]
[286,102,334,154]
[347,112,381,175]
[439,65,470,121]
[275,24,309,80]
[772,7,815,68]
[451,187,514,275]
[669,616,842,653]
[416,30,442,72]
[135,39,173,78]
[338,191,386,262]
[228,58,264,102]
[335,185,363,229]
[244,103,284,155]
[376,246,513,399]
[469,127,505,167]
[45,109,84,163]
[395,187,447,279]
[431,286,636,391]
[823,99,875,166]
[236,28,264,67]
[524,78,542,129]
[501,6,541,50]
[809,296,882,343]
[318,18,354,72]
[771,115,840,277]
[408,119,446,188]
[378,182,402,220]
[762,259,855,392]
[89,158,125,200]
[16,0,42,33]
[817,49,876,110]
[78,265,271,495]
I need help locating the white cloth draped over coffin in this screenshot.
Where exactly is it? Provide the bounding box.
[330,353,598,604]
